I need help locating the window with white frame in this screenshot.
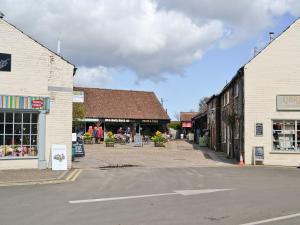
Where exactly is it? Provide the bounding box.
[0,112,38,158]
[223,90,230,106]
[272,120,300,151]
[234,83,239,97]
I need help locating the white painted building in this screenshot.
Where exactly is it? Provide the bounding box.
[244,18,300,166]
[0,17,75,169]
[208,18,300,166]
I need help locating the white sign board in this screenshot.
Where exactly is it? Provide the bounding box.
[277,95,300,111]
[73,91,84,103]
[51,144,67,170]
[72,133,77,142]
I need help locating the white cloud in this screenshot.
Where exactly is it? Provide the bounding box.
[74,66,113,88]
[0,0,299,85]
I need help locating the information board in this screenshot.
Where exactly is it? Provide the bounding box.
[51,144,67,170]
[73,141,85,157]
[255,123,263,136]
[253,146,264,165]
[134,134,143,147]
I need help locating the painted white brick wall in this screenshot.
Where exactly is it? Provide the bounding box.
[244,19,300,166]
[0,19,74,169]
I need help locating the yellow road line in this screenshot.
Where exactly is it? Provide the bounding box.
[65,169,79,181]
[70,169,82,181]
[0,169,83,187]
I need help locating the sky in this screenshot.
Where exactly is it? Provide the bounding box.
[1,0,300,119]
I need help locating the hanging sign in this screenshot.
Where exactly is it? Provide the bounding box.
[51,144,68,170]
[0,53,11,72]
[73,91,84,103]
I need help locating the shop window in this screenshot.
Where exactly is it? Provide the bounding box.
[0,112,39,158]
[272,120,298,151]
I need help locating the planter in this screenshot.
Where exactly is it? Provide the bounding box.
[84,140,92,144]
[154,142,165,147]
[105,142,115,147]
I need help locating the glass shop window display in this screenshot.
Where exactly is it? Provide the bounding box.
[0,112,38,158]
[273,120,297,151]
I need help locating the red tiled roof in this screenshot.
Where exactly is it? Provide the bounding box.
[74,87,170,120]
[180,112,198,122]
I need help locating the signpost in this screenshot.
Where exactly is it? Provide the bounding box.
[51,144,67,170]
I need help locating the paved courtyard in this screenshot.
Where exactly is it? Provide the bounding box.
[73,140,236,169]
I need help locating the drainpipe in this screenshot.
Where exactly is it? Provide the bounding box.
[38,110,47,169]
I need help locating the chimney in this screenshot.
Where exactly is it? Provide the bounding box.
[57,39,61,55]
[269,32,274,43]
[254,47,259,57]
[0,11,4,19]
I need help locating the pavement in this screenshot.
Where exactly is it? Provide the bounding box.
[0,140,231,186]
[73,140,236,169]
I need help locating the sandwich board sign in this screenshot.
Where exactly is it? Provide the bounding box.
[51,144,67,170]
[134,134,143,147]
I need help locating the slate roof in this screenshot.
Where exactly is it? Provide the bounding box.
[74,87,170,121]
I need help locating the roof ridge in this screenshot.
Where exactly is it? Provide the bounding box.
[1,18,74,67]
[74,86,155,94]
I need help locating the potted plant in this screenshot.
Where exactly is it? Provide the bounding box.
[105,131,115,147]
[151,131,167,147]
[83,132,92,144]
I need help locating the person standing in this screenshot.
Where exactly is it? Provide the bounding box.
[93,126,99,144]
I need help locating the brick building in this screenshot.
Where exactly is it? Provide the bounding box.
[0,17,75,169]
[207,18,300,166]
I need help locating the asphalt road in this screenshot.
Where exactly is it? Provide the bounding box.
[1,166,300,225]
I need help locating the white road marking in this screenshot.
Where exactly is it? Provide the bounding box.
[69,189,232,204]
[174,189,232,196]
[240,212,300,225]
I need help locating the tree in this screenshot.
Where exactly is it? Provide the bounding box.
[73,103,86,127]
[168,121,181,130]
[198,97,209,112]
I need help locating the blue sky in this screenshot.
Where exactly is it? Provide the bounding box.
[1,1,299,120]
[96,14,297,119]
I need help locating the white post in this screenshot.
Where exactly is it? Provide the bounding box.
[38,110,47,169]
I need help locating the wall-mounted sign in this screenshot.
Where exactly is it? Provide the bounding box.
[277,95,300,111]
[105,118,130,123]
[142,119,159,123]
[0,95,50,112]
[73,91,84,103]
[182,122,192,128]
[32,99,44,108]
[255,123,263,136]
[51,144,67,170]
[0,53,11,72]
